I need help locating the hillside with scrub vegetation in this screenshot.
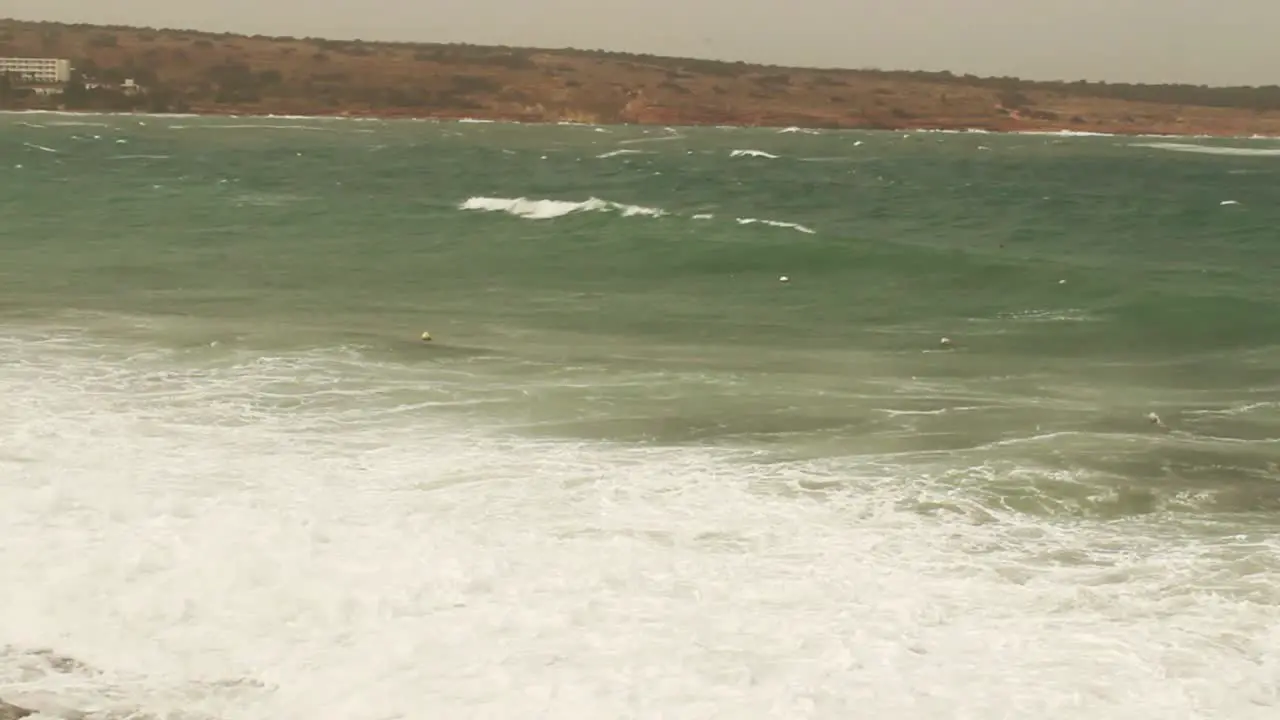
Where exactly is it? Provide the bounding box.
[2,18,1280,135]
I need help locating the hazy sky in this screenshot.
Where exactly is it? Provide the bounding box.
[6,1,1278,86]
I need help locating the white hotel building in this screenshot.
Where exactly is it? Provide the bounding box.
[0,57,72,84]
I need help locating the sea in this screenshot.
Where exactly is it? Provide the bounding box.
[2,113,1279,720]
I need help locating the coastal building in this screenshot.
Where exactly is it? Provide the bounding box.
[0,57,72,84]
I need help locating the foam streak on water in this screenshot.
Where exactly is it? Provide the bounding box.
[1,335,1278,720]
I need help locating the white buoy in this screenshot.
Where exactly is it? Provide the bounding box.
[940,337,952,347]
[779,275,789,283]
[421,331,432,342]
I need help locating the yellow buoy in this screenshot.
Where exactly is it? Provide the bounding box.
[421,331,432,342]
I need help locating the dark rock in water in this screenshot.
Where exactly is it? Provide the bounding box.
[30,648,97,676]
[0,699,35,720]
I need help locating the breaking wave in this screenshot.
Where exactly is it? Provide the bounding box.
[459,196,816,233]
[458,196,666,220]
[735,217,816,234]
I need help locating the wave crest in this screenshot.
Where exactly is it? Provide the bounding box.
[460,196,816,233]
[459,196,666,220]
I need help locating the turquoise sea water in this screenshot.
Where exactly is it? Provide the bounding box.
[1,114,1279,718]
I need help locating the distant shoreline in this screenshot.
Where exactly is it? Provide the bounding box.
[4,18,1280,138]
[4,107,1279,140]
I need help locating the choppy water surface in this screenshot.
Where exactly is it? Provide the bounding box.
[2,114,1279,719]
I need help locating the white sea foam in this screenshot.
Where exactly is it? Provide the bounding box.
[1184,401,1280,418]
[1016,129,1116,137]
[43,120,111,128]
[736,217,816,234]
[459,196,666,220]
[1,331,1278,719]
[777,127,821,135]
[166,124,333,132]
[1132,142,1280,157]
[730,149,779,159]
[230,192,311,207]
[261,114,383,123]
[992,308,1096,323]
[617,131,684,146]
[594,149,646,159]
[461,196,814,233]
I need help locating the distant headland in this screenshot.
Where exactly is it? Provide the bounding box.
[2,18,1280,136]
